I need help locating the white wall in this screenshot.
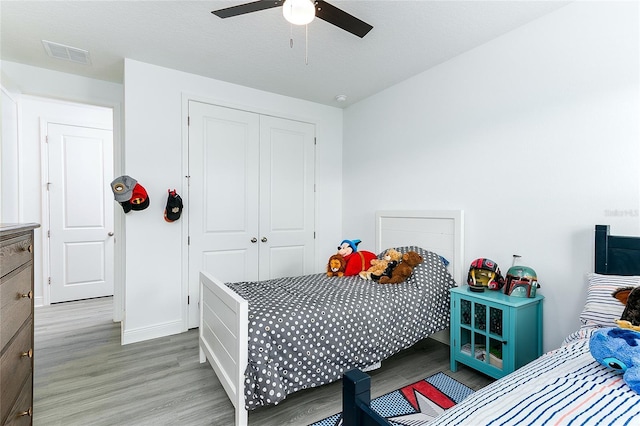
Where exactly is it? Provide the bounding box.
[343,1,640,351]
[1,77,20,223]
[123,59,343,343]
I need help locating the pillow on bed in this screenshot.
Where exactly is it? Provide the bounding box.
[579,273,640,328]
[377,247,449,268]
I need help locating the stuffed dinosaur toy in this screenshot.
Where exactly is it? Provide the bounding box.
[589,286,640,393]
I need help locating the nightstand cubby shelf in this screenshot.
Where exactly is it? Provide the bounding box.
[450,286,543,379]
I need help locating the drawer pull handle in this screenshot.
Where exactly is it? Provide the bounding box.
[26,244,33,253]
[21,348,33,358]
[17,408,32,417]
[21,291,33,299]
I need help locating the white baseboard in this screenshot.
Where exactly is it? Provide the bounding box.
[121,319,184,345]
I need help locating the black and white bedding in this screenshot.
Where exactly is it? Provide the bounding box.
[225,246,455,409]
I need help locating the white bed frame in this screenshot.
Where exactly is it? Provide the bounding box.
[199,209,464,426]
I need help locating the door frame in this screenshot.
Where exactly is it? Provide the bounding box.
[38,103,122,320]
[180,93,319,330]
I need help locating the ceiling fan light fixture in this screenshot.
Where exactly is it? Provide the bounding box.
[282,0,315,25]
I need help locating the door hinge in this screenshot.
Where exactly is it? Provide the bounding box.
[314,137,316,145]
[48,277,51,285]
[187,116,190,126]
[47,230,50,238]
[188,236,191,245]
[314,231,316,239]
[187,295,190,305]
[45,135,49,143]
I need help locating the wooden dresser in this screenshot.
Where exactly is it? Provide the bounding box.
[1,223,39,426]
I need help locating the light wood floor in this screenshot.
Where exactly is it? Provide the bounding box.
[33,297,494,426]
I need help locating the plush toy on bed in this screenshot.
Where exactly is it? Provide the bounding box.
[379,250,423,284]
[589,327,640,393]
[359,248,402,281]
[327,254,347,277]
[336,239,378,277]
[589,286,640,393]
[613,286,640,331]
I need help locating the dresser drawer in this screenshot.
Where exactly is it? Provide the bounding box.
[0,264,33,350]
[1,319,33,425]
[2,373,33,426]
[0,233,33,278]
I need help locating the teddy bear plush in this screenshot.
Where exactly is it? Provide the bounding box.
[379,250,423,284]
[359,248,402,280]
[337,239,377,277]
[326,254,346,277]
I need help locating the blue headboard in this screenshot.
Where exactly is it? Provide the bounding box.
[595,225,640,276]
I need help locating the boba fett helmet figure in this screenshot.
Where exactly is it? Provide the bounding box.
[504,265,540,297]
[467,258,505,291]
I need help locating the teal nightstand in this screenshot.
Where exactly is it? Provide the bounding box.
[449,286,543,379]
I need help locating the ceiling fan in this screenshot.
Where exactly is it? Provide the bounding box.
[211,0,373,38]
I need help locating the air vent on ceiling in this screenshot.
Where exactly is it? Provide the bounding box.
[42,40,91,65]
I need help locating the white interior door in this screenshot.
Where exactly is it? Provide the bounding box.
[47,123,114,303]
[188,101,260,326]
[259,115,315,280]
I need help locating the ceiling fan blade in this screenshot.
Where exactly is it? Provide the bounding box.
[212,0,283,19]
[314,0,373,38]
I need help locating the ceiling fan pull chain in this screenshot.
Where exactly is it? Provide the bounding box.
[290,23,294,48]
[305,24,309,65]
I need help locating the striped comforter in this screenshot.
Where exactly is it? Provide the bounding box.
[430,327,640,425]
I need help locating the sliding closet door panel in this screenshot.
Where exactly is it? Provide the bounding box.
[259,115,315,280]
[189,101,260,327]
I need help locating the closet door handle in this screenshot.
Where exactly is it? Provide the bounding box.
[261,237,268,243]
[251,238,257,243]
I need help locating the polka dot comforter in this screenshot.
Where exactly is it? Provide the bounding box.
[225,246,456,410]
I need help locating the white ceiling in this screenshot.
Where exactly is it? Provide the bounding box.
[1,1,572,107]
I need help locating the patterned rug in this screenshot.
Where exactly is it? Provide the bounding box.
[309,372,473,426]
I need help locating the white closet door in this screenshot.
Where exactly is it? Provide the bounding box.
[187,101,315,328]
[188,101,260,294]
[258,115,315,280]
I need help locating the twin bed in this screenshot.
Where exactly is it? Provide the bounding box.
[199,210,464,425]
[344,224,640,425]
